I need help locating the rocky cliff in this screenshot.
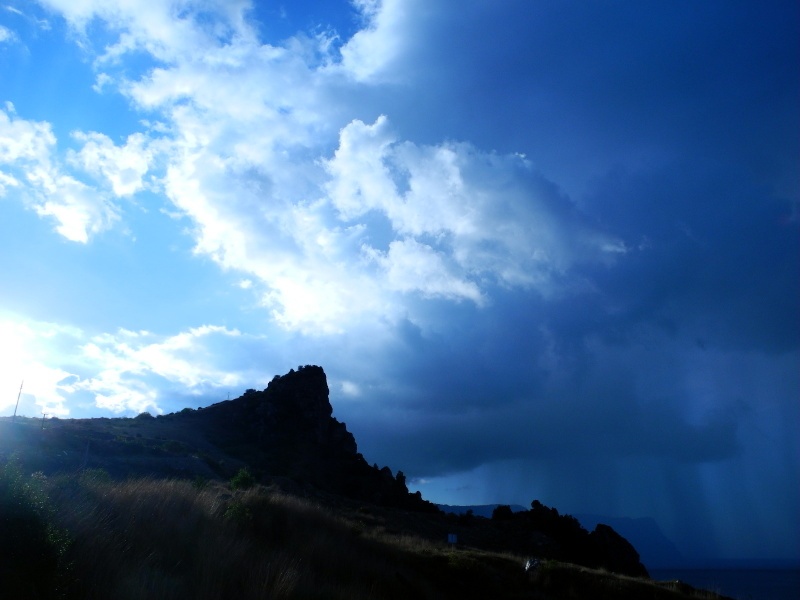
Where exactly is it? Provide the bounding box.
[191,365,437,512]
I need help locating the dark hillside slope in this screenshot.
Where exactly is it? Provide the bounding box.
[0,366,435,512]
[2,365,691,586]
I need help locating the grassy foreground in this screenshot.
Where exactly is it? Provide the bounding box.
[1,463,732,599]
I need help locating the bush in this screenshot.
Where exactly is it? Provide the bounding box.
[224,501,253,525]
[0,458,71,598]
[492,505,514,520]
[230,467,255,490]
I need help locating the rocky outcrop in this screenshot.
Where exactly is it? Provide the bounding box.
[575,514,684,568]
[484,500,649,578]
[590,523,649,577]
[194,365,438,512]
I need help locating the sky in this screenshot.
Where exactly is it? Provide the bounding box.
[0,0,798,564]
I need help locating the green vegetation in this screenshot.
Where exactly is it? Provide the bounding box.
[36,475,543,599]
[230,466,256,490]
[0,460,733,599]
[0,457,71,599]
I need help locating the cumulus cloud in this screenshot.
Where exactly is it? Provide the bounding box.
[30,173,117,243]
[37,0,255,65]
[0,102,55,163]
[69,131,155,197]
[13,0,618,330]
[327,116,622,293]
[0,104,119,242]
[76,325,245,413]
[0,315,269,417]
[337,0,412,82]
[368,238,484,303]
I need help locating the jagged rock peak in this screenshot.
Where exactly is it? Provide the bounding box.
[232,365,355,454]
[216,366,438,512]
[263,365,332,420]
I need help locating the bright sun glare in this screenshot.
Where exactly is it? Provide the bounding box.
[0,319,73,417]
[0,320,29,412]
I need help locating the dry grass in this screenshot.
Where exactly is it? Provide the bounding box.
[0,467,734,600]
[42,475,539,599]
[530,561,734,600]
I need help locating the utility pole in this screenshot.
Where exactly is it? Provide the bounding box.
[12,380,23,423]
[41,412,48,430]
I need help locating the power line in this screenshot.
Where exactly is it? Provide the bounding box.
[12,380,23,423]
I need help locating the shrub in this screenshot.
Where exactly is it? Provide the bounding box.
[492,505,514,520]
[458,509,475,525]
[0,458,71,598]
[230,467,255,490]
[224,501,253,525]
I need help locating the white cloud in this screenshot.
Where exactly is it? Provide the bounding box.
[0,102,56,163]
[86,372,158,414]
[24,0,622,331]
[0,24,17,43]
[337,0,413,82]
[80,325,243,394]
[30,172,118,242]
[92,72,113,93]
[325,116,622,297]
[0,105,118,242]
[367,238,484,303]
[37,0,255,64]
[340,380,361,397]
[0,312,258,416]
[325,115,400,220]
[3,4,50,30]
[70,131,154,197]
[0,170,19,194]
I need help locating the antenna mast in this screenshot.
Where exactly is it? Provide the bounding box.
[12,380,23,423]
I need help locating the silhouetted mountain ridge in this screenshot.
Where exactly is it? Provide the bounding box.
[186,365,434,510]
[1,365,655,579]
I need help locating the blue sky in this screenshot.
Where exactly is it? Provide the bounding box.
[1,0,798,564]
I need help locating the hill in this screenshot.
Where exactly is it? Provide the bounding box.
[1,366,433,512]
[575,514,685,568]
[0,366,733,599]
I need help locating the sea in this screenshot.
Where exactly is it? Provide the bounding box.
[650,568,800,600]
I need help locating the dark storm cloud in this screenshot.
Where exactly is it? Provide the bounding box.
[370,0,799,198]
[326,2,799,517]
[337,287,743,476]
[579,162,799,354]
